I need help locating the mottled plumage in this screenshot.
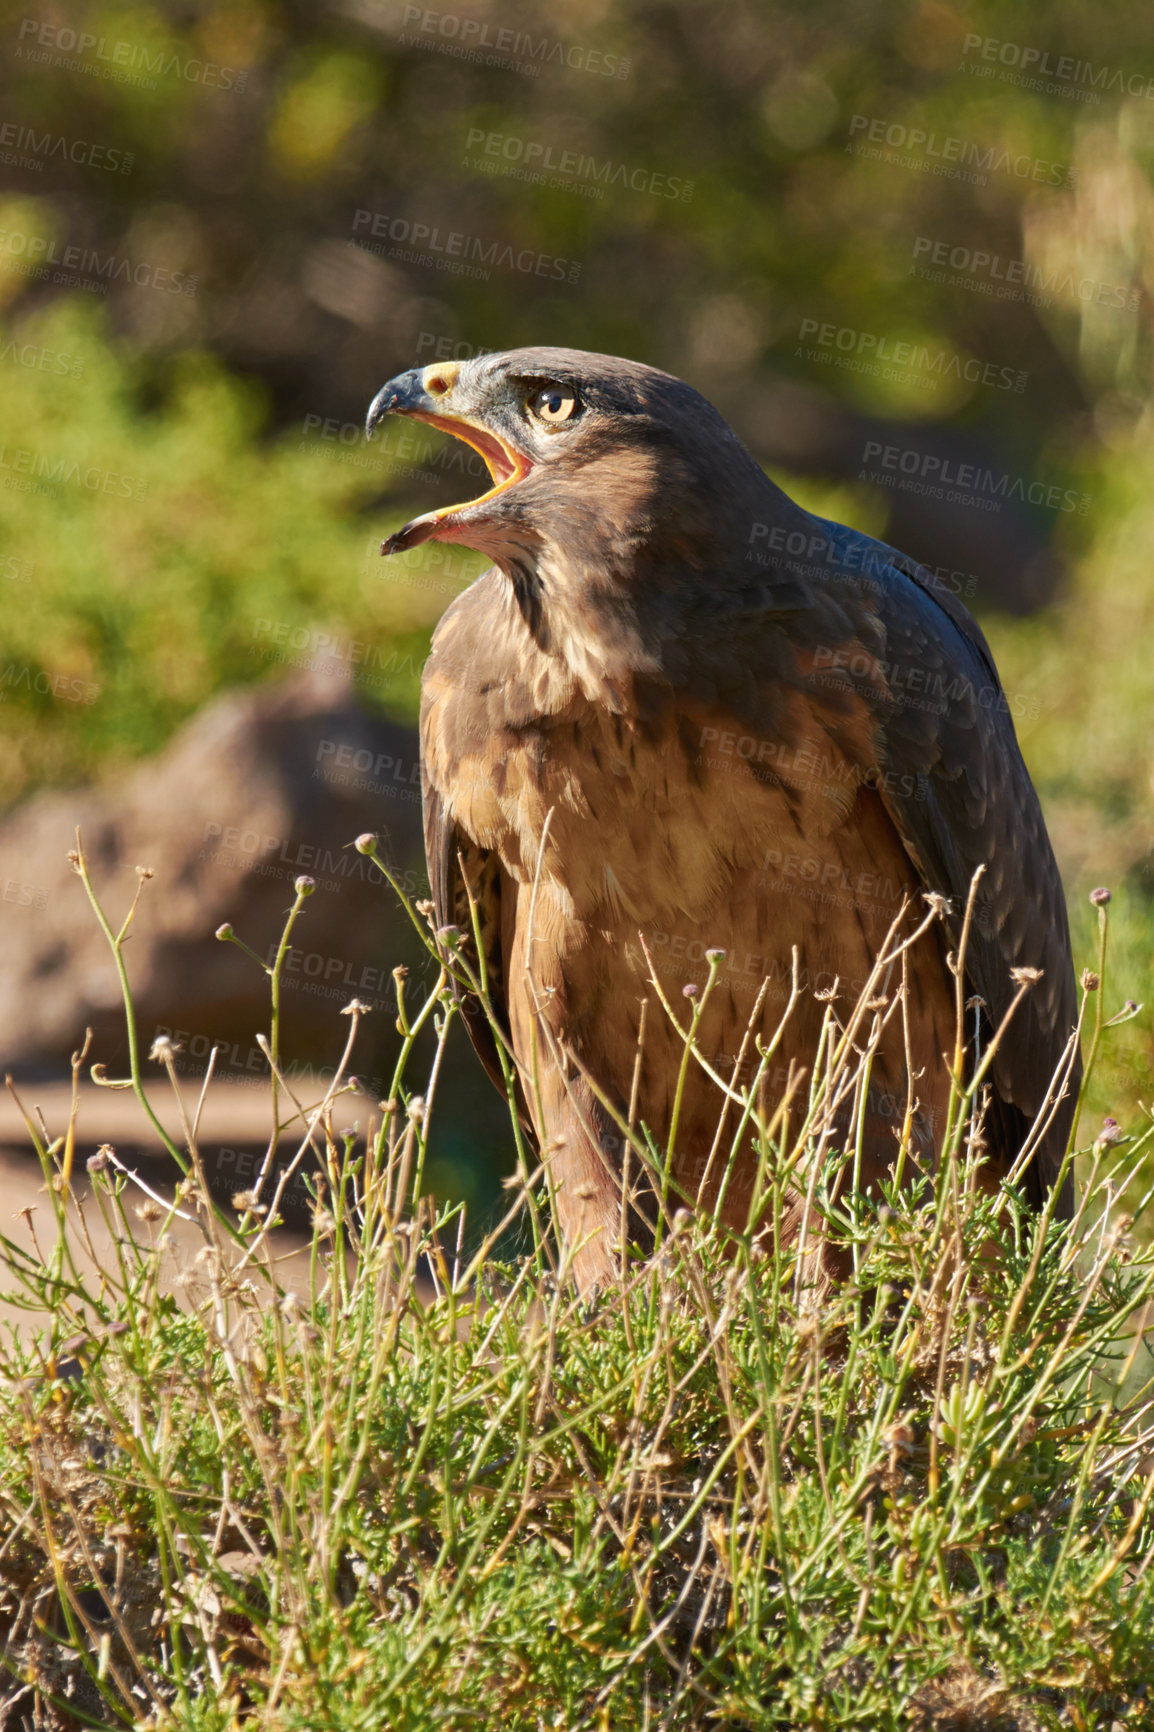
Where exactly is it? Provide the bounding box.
[366,349,1080,1288]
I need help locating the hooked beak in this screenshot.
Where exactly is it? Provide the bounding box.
[365,363,533,555]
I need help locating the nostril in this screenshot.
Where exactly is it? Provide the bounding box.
[427,374,451,397]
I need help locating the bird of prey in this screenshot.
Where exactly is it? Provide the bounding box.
[365,348,1080,1289]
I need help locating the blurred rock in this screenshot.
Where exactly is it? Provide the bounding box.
[0,671,430,1084]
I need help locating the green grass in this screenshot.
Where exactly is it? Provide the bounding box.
[2,845,1154,1730]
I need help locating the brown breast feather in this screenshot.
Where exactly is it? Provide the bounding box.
[421,575,965,1290]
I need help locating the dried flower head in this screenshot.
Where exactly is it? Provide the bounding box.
[1089,886,1112,907]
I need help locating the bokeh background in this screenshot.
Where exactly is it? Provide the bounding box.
[2,0,1153,1220]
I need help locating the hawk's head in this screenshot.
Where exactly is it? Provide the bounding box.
[365,347,774,590]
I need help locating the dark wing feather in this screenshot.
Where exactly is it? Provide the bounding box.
[825,522,1080,1210]
[420,572,540,1144]
[422,770,523,1121]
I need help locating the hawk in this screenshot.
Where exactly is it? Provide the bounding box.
[365,349,1080,1289]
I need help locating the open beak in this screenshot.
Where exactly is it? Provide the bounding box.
[365,365,533,555]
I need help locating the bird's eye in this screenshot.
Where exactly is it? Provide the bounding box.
[529,383,580,425]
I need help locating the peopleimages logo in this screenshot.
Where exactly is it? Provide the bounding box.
[398,7,631,79]
[860,441,1091,516]
[847,114,1074,189]
[463,129,694,201]
[961,34,1154,101]
[797,318,1027,395]
[14,17,248,91]
[0,122,134,174]
[911,237,1141,313]
[0,338,83,377]
[1,664,99,705]
[350,209,581,283]
[0,228,197,295]
[0,443,147,499]
[745,521,978,601]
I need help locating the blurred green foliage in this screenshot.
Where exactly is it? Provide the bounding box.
[0,296,471,804]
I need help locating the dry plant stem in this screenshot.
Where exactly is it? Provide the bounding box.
[101,1144,197,1224]
[70,834,191,1176]
[253,993,368,1208]
[664,951,726,1182]
[264,877,316,1163]
[1007,1019,1086,1192]
[61,1026,92,1194]
[1071,897,1111,1153]
[5,1068,93,1318]
[952,865,986,1090]
[698,976,772,1204]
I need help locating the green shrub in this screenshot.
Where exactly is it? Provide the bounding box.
[0,296,477,807]
[1,846,1152,1730]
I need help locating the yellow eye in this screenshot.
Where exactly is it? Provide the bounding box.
[530,383,579,425]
